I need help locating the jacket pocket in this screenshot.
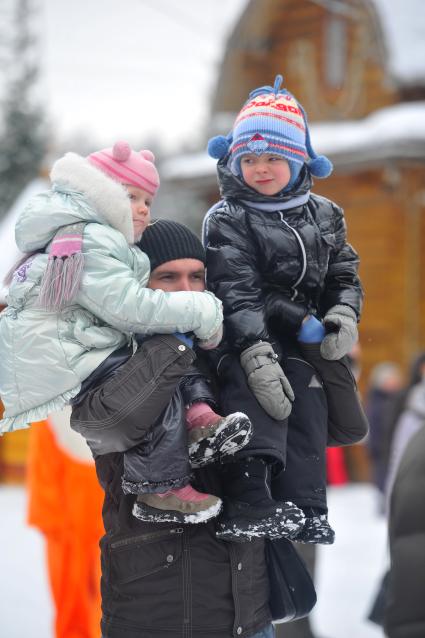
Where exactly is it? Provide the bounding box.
[101,527,186,629]
[108,527,184,586]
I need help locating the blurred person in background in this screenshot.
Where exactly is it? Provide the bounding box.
[27,407,104,638]
[384,415,425,637]
[368,351,425,628]
[384,351,425,511]
[365,362,403,512]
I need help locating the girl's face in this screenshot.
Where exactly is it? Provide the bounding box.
[125,185,152,241]
[240,153,291,195]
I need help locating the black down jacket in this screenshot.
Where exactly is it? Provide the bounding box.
[205,160,363,350]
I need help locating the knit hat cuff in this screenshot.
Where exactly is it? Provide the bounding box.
[89,153,158,195]
[137,219,205,271]
[87,141,160,196]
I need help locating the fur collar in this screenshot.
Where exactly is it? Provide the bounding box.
[50,152,134,243]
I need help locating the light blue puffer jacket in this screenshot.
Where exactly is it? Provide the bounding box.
[0,153,222,433]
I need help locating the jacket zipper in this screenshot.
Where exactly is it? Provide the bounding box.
[110,527,183,549]
[278,211,307,300]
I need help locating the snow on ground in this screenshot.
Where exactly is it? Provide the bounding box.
[312,484,387,638]
[0,486,53,638]
[0,483,387,638]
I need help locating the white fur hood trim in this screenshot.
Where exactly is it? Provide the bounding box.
[50,152,134,244]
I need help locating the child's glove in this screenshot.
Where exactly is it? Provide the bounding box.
[320,305,358,360]
[197,324,223,350]
[297,315,326,343]
[240,341,294,420]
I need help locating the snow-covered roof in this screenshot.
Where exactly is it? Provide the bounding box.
[372,0,425,86]
[161,101,425,180]
[312,101,425,162]
[0,178,49,304]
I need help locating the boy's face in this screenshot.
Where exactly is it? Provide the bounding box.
[240,153,291,196]
[148,259,205,292]
[125,185,153,241]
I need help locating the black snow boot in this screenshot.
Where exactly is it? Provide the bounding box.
[216,457,305,542]
[292,507,335,545]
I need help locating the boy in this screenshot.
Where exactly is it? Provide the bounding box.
[204,75,365,543]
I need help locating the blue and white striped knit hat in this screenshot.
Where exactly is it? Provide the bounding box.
[208,75,332,187]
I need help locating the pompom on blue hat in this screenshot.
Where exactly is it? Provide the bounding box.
[207,75,332,184]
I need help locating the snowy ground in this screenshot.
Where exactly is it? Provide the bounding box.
[0,483,387,638]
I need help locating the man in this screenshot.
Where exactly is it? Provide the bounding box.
[79,219,274,638]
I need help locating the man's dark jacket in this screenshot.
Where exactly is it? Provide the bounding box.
[74,335,271,638]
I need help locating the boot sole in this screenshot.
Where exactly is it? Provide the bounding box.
[133,498,222,525]
[189,413,253,468]
[216,503,306,542]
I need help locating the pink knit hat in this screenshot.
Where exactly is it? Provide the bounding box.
[87,140,160,196]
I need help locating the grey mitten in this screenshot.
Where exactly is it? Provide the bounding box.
[320,305,358,360]
[240,341,294,420]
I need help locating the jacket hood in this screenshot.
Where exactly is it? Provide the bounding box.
[16,153,134,252]
[217,155,312,206]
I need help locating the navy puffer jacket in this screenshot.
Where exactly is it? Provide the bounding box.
[205,160,363,350]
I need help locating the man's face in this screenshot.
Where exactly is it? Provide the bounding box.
[148,258,205,292]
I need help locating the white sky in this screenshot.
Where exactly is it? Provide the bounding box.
[38,0,249,152]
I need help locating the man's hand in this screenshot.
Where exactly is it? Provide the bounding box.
[320,305,358,360]
[240,341,294,420]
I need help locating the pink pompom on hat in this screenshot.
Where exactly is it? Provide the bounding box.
[87,140,160,196]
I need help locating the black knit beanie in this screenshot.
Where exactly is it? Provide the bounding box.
[137,219,206,271]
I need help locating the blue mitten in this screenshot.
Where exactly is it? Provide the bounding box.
[297,315,325,344]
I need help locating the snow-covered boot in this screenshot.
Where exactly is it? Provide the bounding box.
[216,458,306,542]
[133,484,222,524]
[186,403,252,468]
[293,507,335,545]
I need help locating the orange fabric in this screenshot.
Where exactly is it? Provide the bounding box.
[27,420,104,638]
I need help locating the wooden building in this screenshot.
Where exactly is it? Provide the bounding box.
[161,0,425,390]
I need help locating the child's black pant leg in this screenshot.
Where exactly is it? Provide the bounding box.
[180,366,217,407]
[273,355,328,510]
[299,343,369,446]
[216,352,286,466]
[122,387,191,494]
